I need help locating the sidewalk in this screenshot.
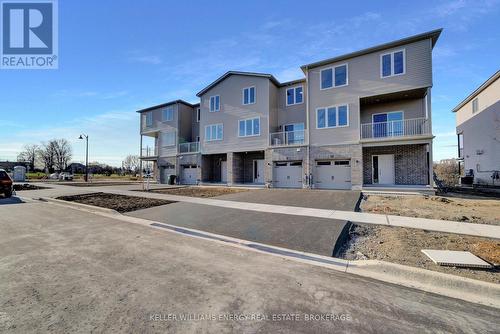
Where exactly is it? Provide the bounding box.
[22,182,500,239]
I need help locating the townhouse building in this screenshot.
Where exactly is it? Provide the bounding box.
[453,70,500,185]
[138,29,441,191]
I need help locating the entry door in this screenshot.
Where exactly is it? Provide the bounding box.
[374,154,394,184]
[253,159,264,183]
[221,161,227,183]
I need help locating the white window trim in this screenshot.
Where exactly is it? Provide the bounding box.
[196,107,200,122]
[371,110,405,123]
[209,95,220,112]
[320,63,349,90]
[162,106,174,122]
[242,86,256,105]
[238,117,261,137]
[380,49,406,78]
[315,104,350,129]
[205,123,223,142]
[161,132,176,147]
[285,85,304,106]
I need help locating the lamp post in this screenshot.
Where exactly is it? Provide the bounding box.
[78,134,89,182]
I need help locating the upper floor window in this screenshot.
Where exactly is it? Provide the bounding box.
[161,132,176,146]
[320,64,348,90]
[145,112,153,127]
[238,117,260,137]
[205,124,223,141]
[162,106,174,121]
[243,87,256,105]
[381,49,405,78]
[316,104,349,129]
[286,86,303,105]
[458,133,464,158]
[196,108,201,122]
[472,98,478,113]
[210,95,220,112]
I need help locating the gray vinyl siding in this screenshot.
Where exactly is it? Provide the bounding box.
[178,103,194,143]
[360,98,426,124]
[140,104,178,134]
[278,82,307,128]
[308,38,433,146]
[269,83,279,133]
[199,75,270,154]
[192,106,200,140]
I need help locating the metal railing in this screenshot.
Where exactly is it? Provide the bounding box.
[179,141,200,153]
[360,117,430,140]
[140,146,158,158]
[270,130,307,146]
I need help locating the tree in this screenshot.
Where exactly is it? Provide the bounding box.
[53,139,72,171]
[39,141,56,173]
[17,144,39,170]
[434,159,461,187]
[123,155,139,174]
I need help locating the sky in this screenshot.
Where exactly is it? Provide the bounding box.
[0,0,499,166]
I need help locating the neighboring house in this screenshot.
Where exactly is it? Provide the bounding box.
[138,100,200,184]
[138,29,441,190]
[65,162,86,174]
[452,70,500,185]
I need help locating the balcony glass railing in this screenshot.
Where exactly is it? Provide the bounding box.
[141,146,158,157]
[270,130,307,146]
[179,141,200,153]
[360,117,430,140]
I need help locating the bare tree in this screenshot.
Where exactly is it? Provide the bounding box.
[17,144,39,169]
[39,141,57,173]
[53,139,72,171]
[123,155,139,174]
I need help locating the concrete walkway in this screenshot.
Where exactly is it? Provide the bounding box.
[18,183,500,239]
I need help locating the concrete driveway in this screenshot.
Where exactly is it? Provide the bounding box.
[0,199,497,333]
[127,189,360,256]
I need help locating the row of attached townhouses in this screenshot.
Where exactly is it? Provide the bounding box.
[138,29,442,191]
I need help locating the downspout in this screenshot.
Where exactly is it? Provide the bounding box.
[305,67,311,188]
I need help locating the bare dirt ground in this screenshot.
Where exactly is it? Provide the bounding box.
[57,193,175,213]
[339,194,500,283]
[149,186,250,198]
[57,181,142,187]
[362,194,500,225]
[13,184,49,191]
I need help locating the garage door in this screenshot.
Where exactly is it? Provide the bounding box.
[181,165,197,184]
[315,160,351,189]
[160,167,175,184]
[273,161,303,188]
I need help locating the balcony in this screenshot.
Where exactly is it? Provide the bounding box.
[360,118,431,141]
[140,146,158,160]
[270,130,307,147]
[179,141,200,154]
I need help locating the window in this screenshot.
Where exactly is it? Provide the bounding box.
[238,117,260,137]
[372,111,404,137]
[321,64,348,89]
[334,160,350,166]
[161,132,175,146]
[196,108,200,122]
[472,98,478,113]
[210,95,220,112]
[145,112,153,127]
[316,104,349,129]
[243,87,256,105]
[286,86,303,105]
[458,133,464,158]
[381,49,405,77]
[316,161,331,166]
[205,124,223,141]
[162,106,174,121]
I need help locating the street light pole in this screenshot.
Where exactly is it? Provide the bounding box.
[79,134,89,182]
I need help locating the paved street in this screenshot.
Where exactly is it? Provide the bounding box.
[0,198,498,333]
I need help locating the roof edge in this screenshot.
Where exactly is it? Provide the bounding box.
[196,71,280,97]
[136,99,196,113]
[452,70,500,112]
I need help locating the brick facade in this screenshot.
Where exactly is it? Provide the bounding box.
[362,144,429,185]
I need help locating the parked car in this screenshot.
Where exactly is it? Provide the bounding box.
[0,169,13,198]
[59,172,74,181]
[49,173,59,179]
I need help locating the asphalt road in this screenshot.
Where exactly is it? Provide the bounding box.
[127,189,360,256]
[0,199,498,333]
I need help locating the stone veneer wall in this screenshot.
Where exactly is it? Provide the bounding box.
[362,144,429,185]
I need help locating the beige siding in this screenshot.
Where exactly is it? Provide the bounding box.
[360,98,426,124]
[269,82,279,134]
[199,75,270,154]
[177,103,194,143]
[308,38,433,146]
[456,77,500,126]
[278,82,307,128]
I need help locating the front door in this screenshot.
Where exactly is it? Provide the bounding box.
[373,154,394,184]
[253,159,264,183]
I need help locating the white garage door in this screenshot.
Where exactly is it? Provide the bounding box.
[315,160,351,189]
[273,161,303,188]
[181,165,197,184]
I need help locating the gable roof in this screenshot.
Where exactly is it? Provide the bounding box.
[300,28,442,71]
[136,99,196,113]
[196,71,280,97]
[452,70,500,112]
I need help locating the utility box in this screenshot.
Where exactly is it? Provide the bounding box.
[13,166,26,182]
